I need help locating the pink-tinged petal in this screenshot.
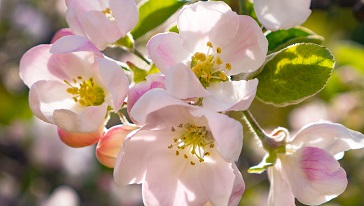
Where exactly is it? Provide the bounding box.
[141,131,208,205]
[50,35,102,57]
[65,0,101,14]
[29,80,76,124]
[165,63,209,100]
[110,0,138,36]
[280,147,347,205]
[290,122,364,155]
[221,15,268,75]
[19,45,60,87]
[53,102,108,133]
[178,1,238,49]
[228,164,245,206]
[254,0,311,31]
[81,11,123,50]
[114,128,173,186]
[190,108,243,162]
[96,124,138,168]
[57,126,103,147]
[203,79,258,112]
[267,164,295,206]
[51,28,74,43]
[127,74,166,117]
[130,89,190,125]
[96,58,129,111]
[65,6,86,36]
[147,33,190,74]
[199,155,236,205]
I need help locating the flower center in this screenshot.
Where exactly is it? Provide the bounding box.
[102,8,115,21]
[190,41,231,88]
[64,76,105,107]
[168,123,215,166]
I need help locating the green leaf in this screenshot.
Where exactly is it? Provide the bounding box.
[248,154,275,174]
[266,26,325,53]
[127,61,148,83]
[256,43,335,107]
[131,0,188,39]
[115,33,134,50]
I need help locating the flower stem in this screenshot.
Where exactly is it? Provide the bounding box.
[133,48,151,65]
[242,110,268,142]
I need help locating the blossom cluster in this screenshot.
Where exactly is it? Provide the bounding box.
[19,0,364,205]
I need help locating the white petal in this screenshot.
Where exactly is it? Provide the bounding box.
[129,89,190,125]
[280,147,347,205]
[80,11,123,50]
[110,0,138,36]
[53,102,108,133]
[29,80,76,123]
[203,79,258,112]
[190,108,243,162]
[50,35,102,57]
[165,64,209,100]
[290,122,364,155]
[228,164,245,206]
[221,16,268,75]
[96,58,129,111]
[254,0,311,31]
[267,164,295,206]
[147,33,190,74]
[178,1,238,49]
[199,156,236,205]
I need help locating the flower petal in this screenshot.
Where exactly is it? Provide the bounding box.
[221,16,268,75]
[254,0,311,31]
[178,1,239,49]
[165,63,209,100]
[51,28,74,43]
[228,164,245,206]
[203,79,258,112]
[96,57,129,111]
[80,10,123,50]
[53,102,108,133]
[96,124,138,168]
[147,33,190,74]
[29,80,76,123]
[130,89,190,125]
[280,147,347,205]
[290,122,364,155]
[57,126,103,147]
[190,108,243,162]
[110,0,138,36]
[50,35,102,57]
[199,156,236,205]
[267,163,295,206]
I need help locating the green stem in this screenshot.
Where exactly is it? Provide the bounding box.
[132,48,151,65]
[242,110,268,141]
[242,110,282,153]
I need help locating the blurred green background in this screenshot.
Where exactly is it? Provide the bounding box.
[0,0,363,205]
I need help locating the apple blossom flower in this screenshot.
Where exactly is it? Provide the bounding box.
[267,122,364,206]
[96,124,139,168]
[147,1,267,112]
[19,37,129,147]
[253,0,312,31]
[65,0,138,50]
[114,89,245,205]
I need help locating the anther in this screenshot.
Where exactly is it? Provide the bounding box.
[206,41,213,48]
[171,127,176,132]
[225,63,232,70]
[184,154,188,159]
[216,57,222,65]
[210,144,214,148]
[190,161,195,166]
[216,47,222,53]
[176,151,179,156]
[168,144,173,149]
